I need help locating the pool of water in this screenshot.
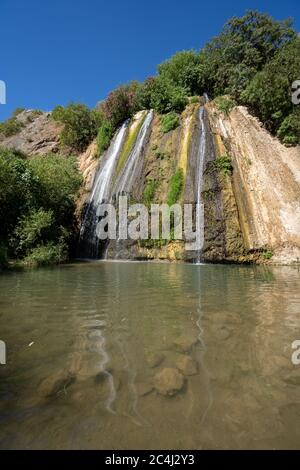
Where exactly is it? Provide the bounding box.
[0,261,300,449]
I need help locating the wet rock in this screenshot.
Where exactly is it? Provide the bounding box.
[39,370,75,398]
[174,334,198,353]
[135,382,153,397]
[146,352,165,368]
[176,355,198,376]
[153,368,185,396]
[215,327,231,341]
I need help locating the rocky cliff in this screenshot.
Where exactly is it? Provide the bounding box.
[2,101,300,265]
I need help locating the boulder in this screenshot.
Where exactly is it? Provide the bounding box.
[153,368,184,396]
[176,355,198,375]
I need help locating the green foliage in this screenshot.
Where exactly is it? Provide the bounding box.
[157,50,204,96]
[97,119,114,155]
[0,115,24,137]
[262,250,273,260]
[277,110,300,145]
[167,169,184,205]
[214,155,233,175]
[99,82,139,128]
[52,103,101,152]
[0,148,82,267]
[242,38,300,139]
[143,180,158,206]
[148,76,188,114]
[160,112,180,133]
[214,96,236,115]
[203,11,295,98]
[12,209,54,257]
[23,241,68,267]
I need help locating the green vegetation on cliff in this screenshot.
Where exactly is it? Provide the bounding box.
[49,11,299,152]
[0,148,82,267]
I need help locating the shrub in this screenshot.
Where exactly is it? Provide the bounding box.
[167,169,184,205]
[149,76,188,114]
[13,209,54,257]
[161,112,180,133]
[214,154,233,175]
[0,116,24,137]
[143,180,158,206]
[277,110,300,145]
[262,250,273,260]
[23,241,68,267]
[99,82,139,128]
[52,103,101,152]
[97,119,114,155]
[214,96,236,115]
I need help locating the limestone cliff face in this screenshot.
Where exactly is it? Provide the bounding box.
[83,101,300,264]
[208,103,300,264]
[2,103,300,264]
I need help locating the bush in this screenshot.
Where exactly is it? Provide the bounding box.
[167,169,184,205]
[214,96,236,115]
[99,82,139,128]
[0,115,24,137]
[23,241,68,267]
[143,180,158,206]
[97,120,114,155]
[52,103,101,152]
[161,112,180,133]
[277,111,300,145]
[157,50,204,96]
[12,209,54,257]
[214,154,233,175]
[149,76,188,114]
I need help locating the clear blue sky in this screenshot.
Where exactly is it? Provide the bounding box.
[0,0,299,121]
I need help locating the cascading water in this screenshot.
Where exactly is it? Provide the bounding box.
[109,110,153,259]
[113,110,153,197]
[195,97,209,263]
[78,122,128,259]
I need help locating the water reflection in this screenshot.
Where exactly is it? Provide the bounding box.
[0,262,300,449]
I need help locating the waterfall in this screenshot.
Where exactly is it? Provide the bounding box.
[196,106,207,263]
[113,110,153,197]
[78,122,128,259]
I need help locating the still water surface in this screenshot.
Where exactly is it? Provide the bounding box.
[0,261,300,449]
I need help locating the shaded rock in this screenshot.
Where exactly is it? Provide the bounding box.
[174,334,198,353]
[176,355,198,375]
[146,352,165,368]
[135,381,154,397]
[153,368,185,396]
[215,327,231,341]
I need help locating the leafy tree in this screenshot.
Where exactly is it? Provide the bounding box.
[203,10,295,98]
[52,103,102,152]
[242,37,300,138]
[157,50,203,96]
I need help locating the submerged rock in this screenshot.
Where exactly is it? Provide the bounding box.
[173,334,198,353]
[146,352,165,368]
[176,355,198,375]
[153,368,185,396]
[39,370,75,398]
